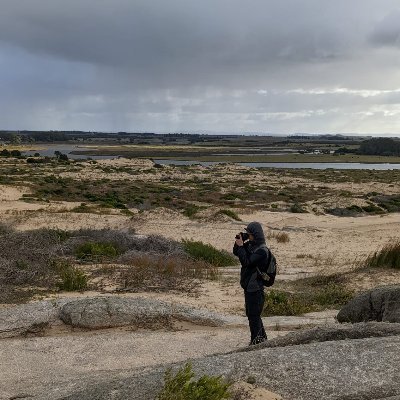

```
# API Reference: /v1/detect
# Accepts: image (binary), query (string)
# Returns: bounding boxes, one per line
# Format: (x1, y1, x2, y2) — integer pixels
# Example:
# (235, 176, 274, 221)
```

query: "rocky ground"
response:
(1, 293, 400, 400)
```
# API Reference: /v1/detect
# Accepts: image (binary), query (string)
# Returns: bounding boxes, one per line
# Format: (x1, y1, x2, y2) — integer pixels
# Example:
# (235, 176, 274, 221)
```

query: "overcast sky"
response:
(1, 0, 400, 135)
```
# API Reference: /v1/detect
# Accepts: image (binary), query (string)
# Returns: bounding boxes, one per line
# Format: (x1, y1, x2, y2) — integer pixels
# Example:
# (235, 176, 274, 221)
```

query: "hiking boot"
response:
(250, 336, 267, 346)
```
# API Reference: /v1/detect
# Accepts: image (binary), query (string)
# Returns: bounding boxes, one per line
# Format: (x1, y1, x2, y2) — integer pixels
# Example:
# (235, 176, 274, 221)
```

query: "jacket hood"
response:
(245, 221, 266, 244)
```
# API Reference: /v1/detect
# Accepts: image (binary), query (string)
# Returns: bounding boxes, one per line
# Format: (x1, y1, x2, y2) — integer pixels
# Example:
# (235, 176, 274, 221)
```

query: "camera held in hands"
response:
(235, 232, 249, 241)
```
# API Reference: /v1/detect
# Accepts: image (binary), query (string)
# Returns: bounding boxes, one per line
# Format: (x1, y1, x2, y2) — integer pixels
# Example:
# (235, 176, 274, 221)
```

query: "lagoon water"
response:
(22, 145, 117, 160)
(20, 145, 400, 169)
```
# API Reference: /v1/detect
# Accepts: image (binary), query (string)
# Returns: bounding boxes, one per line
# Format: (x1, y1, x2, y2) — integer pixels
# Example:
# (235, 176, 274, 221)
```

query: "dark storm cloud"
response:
(0, 0, 369, 87)
(370, 9, 400, 47)
(1, 0, 400, 133)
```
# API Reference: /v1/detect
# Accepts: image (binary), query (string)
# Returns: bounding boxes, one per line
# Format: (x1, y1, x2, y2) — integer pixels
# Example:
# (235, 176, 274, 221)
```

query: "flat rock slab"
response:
(34, 335, 400, 400)
(238, 321, 400, 351)
(338, 285, 400, 323)
(0, 301, 59, 339)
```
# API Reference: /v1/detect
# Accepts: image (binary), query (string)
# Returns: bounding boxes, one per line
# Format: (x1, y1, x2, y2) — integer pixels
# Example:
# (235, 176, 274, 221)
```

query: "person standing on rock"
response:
(233, 221, 268, 345)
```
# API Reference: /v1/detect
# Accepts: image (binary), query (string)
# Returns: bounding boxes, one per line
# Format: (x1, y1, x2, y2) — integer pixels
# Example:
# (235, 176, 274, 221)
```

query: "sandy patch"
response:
(232, 382, 283, 400)
(0, 185, 30, 201)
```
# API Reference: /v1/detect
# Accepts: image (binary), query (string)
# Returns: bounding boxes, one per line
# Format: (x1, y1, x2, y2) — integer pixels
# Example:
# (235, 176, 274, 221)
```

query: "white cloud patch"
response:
(286, 88, 400, 98)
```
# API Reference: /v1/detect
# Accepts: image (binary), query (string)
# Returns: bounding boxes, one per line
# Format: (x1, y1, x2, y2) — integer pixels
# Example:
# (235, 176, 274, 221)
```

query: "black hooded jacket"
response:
(233, 222, 269, 292)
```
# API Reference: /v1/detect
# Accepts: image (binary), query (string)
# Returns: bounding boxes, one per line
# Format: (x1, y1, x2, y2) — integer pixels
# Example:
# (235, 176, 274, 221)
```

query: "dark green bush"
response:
(263, 290, 313, 316)
(184, 204, 202, 218)
(313, 283, 353, 306)
(75, 241, 120, 261)
(157, 363, 232, 400)
(57, 262, 88, 291)
(218, 209, 242, 221)
(289, 203, 307, 213)
(182, 240, 236, 267)
(221, 193, 241, 201)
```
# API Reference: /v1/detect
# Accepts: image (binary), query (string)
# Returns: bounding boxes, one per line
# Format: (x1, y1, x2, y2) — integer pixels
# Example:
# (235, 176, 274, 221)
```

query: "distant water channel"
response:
(154, 159, 400, 170)
(22, 145, 117, 160)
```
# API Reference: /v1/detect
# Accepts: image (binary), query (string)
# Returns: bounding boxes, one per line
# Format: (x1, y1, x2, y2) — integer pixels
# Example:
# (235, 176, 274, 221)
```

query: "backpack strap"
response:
(250, 244, 272, 282)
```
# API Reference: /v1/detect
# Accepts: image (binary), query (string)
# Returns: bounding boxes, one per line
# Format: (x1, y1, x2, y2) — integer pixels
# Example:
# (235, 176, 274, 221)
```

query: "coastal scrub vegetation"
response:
(263, 273, 353, 316)
(157, 363, 232, 400)
(119, 254, 219, 292)
(182, 239, 236, 267)
(1, 153, 400, 217)
(217, 209, 242, 221)
(0, 227, 229, 302)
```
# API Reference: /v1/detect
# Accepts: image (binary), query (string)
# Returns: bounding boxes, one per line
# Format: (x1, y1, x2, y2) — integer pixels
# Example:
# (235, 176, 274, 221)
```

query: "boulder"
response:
(337, 285, 400, 323)
(59, 296, 240, 329)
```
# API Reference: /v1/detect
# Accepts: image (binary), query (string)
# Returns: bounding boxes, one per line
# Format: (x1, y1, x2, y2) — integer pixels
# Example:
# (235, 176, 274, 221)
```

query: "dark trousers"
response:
(245, 290, 267, 343)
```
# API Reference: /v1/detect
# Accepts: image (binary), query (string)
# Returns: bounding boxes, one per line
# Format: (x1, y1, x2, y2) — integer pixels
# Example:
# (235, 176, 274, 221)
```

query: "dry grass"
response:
(118, 254, 219, 292)
(267, 231, 290, 243)
(0, 227, 194, 302)
(364, 241, 400, 269)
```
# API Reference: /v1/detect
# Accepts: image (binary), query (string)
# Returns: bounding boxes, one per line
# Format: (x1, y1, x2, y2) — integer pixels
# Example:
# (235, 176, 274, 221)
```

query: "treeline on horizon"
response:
(336, 137, 400, 157)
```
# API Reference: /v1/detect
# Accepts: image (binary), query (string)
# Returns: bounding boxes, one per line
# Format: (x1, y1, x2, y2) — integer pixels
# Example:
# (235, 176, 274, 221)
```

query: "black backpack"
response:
(254, 244, 277, 287)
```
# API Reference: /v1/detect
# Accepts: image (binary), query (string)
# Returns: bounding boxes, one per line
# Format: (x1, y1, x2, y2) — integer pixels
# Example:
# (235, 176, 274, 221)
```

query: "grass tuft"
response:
(267, 231, 290, 243)
(364, 241, 400, 269)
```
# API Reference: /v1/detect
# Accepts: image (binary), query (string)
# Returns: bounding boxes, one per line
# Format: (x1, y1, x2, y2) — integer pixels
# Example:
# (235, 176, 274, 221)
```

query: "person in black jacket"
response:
(233, 221, 268, 345)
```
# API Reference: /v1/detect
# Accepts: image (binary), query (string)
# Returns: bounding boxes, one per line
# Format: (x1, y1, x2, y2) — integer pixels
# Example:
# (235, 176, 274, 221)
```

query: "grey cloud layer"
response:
(1, 0, 400, 132)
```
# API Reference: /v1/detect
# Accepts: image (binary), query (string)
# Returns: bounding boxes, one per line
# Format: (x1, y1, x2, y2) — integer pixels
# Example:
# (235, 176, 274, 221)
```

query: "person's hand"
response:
(235, 235, 244, 247)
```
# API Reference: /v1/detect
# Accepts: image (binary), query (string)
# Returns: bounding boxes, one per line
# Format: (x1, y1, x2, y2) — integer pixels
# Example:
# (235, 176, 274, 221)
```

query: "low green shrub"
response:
(218, 209, 242, 221)
(221, 193, 241, 201)
(299, 273, 345, 287)
(289, 203, 307, 213)
(55, 261, 88, 291)
(313, 282, 353, 306)
(263, 290, 314, 316)
(184, 204, 202, 218)
(263, 283, 353, 316)
(52, 229, 71, 242)
(71, 203, 91, 213)
(0, 223, 12, 235)
(157, 363, 232, 400)
(75, 241, 120, 261)
(182, 240, 236, 267)
(365, 242, 400, 269)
